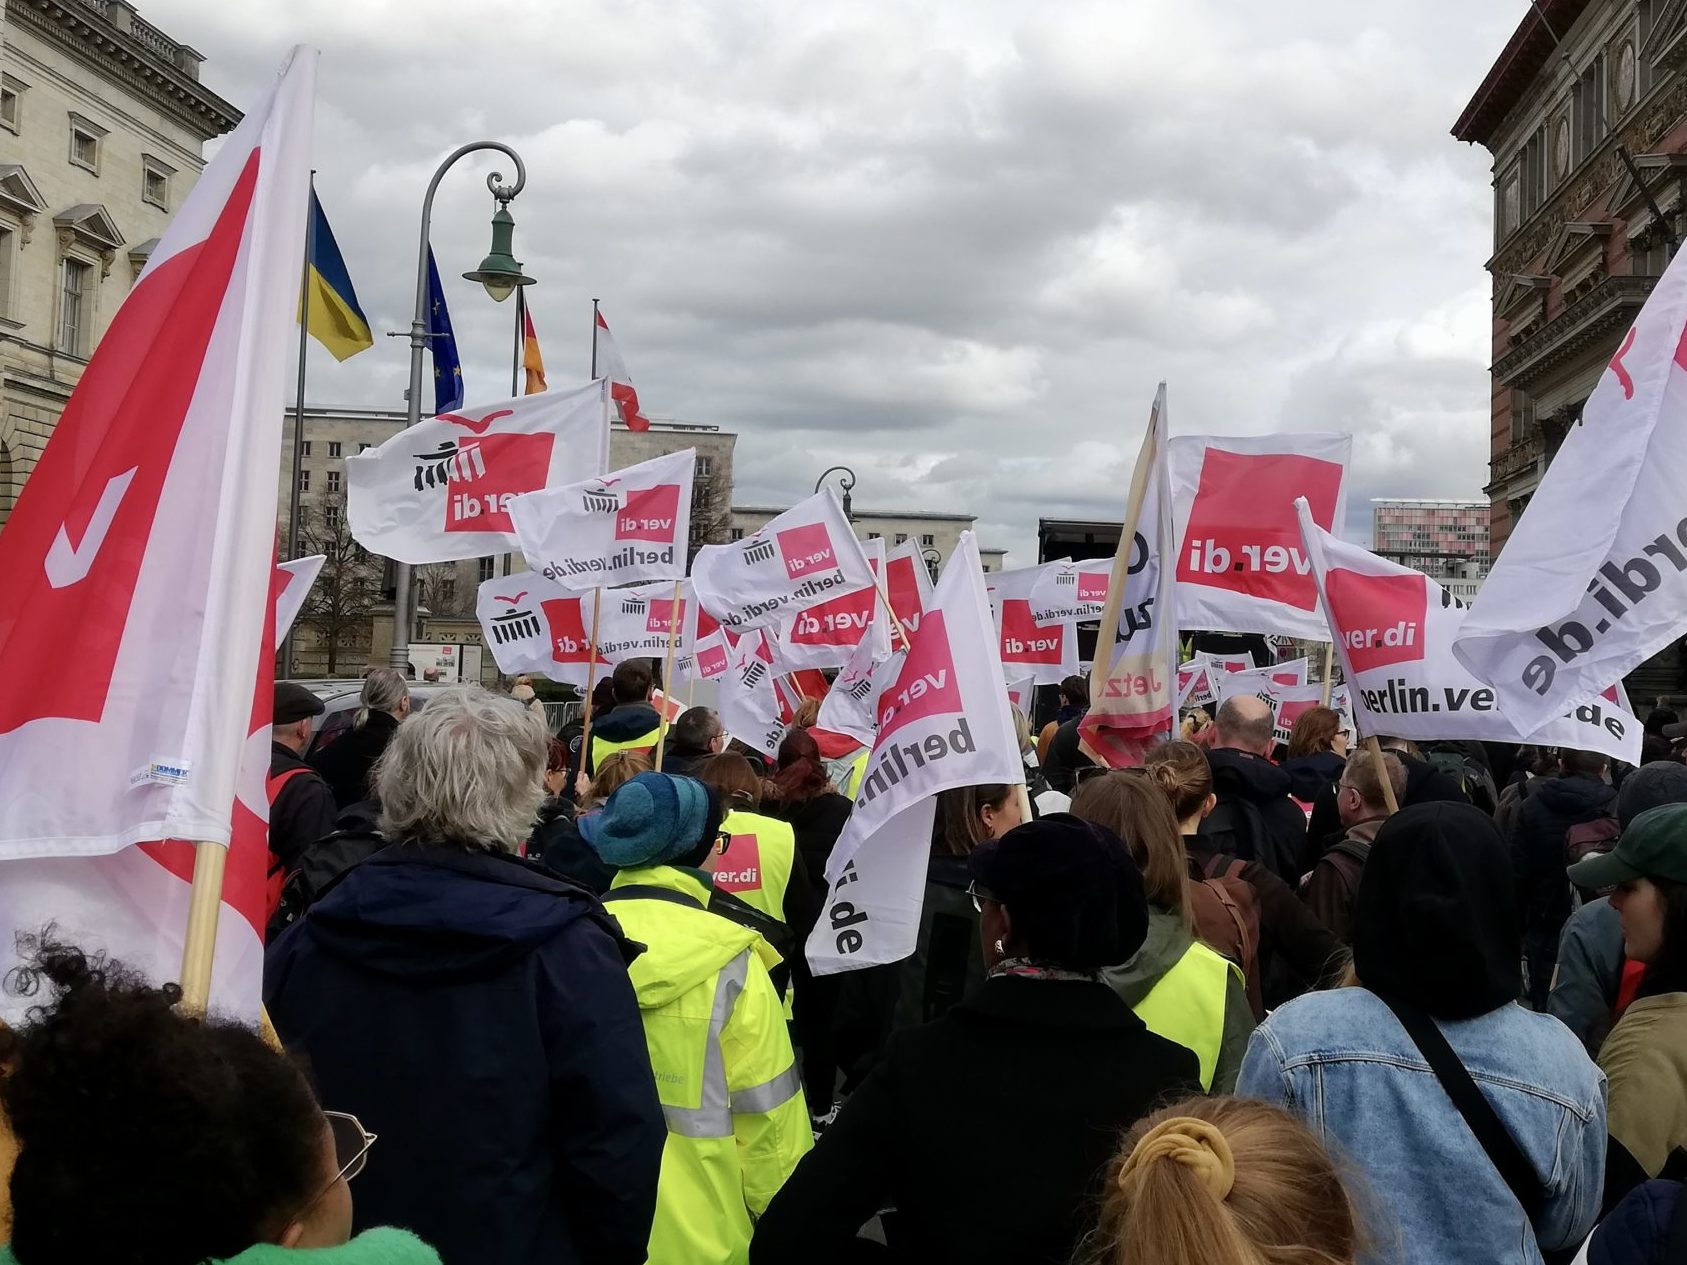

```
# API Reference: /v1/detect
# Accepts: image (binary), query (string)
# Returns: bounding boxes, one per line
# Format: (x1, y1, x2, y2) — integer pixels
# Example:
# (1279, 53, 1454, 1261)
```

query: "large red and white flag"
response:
(777, 537, 891, 671)
(345, 379, 610, 564)
(1297, 500, 1642, 763)
(717, 631, 787, 759)
(0, 48, 316, 1019)
(276, 554, 325, 643)
(510, 448, 694, 590)
(1028, 558, 1112, 625)
(691, 489, 876, 634)
(593, 581, 691, 663)
(989, 565, 1081, 685)
(817, 631, 898, 748)
(476, 572, 611, 688)
(1080, 385, 1180, 766)
(1169, 431, 1351, 641)
(883, 538, 935, 645)
(594, 308, 650, 432)
(807, 534, 1025, 976)
(1454, 247, 1687, 731)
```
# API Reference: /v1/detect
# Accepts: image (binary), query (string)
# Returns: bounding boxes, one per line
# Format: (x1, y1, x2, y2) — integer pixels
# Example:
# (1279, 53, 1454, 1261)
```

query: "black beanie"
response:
(1352, 801, 1521, 1020)
(1617, 761, 1687, 830)
(969, 813, 1150, 970)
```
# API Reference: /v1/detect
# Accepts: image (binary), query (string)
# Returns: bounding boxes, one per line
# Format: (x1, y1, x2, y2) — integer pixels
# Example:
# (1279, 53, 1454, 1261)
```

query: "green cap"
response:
(1567, 801, 1687, 889)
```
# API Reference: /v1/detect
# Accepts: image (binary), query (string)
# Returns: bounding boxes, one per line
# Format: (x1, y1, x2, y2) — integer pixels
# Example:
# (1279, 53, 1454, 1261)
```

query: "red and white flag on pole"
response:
(476, 572, 611, 689)
(594, 308, 650, 433)
(1169, 431, 1351, 641)
(691, 488, 876, 634)
(0, 48, 317, 1019)
(817, 631, 899, 748)
(511, 448, 694, 589)
(778, 536, 891, 671)
(1297, 499, 1642, 763)
(276, 554, 325, 643)
(717, 631, 787, 759)
(1453, 240, 1687, 732)
(807, 534, 1025, 976)
(1028, 559, 1112, 625)
(883, 538, 934, 645)
(990, 565, 1081, 685)
(345, 379, 610, 564)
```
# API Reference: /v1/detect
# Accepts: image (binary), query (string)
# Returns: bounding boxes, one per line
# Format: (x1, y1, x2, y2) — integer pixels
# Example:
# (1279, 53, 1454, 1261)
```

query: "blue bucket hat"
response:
(578, 772, 715, 869)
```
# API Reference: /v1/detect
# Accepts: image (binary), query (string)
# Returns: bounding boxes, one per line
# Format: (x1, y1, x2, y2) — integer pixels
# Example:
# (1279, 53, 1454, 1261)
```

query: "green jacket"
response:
(1104, 907, 1255, 1093)
(0, 1227, 440, 1265)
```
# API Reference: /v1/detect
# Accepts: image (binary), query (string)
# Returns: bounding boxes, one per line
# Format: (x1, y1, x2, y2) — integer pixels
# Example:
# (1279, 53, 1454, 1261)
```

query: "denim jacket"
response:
(1238, 988, 1607, 1265)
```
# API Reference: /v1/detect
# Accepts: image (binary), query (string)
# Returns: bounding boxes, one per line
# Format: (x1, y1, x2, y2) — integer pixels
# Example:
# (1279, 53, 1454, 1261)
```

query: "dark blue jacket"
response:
(265, 845, 664, 1265)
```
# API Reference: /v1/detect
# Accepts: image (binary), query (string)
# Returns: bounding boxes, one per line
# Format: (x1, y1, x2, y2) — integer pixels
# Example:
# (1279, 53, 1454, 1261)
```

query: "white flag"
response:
(346, 379, 610, 564)
(989, 564, 1081, 685)
(691, 488, 876, 633)
(594, 307, 651, 432)
(0, 48, 317, 1019)
(1005, 675, 1037, 714)
(1028, 558, 1112, 625)
(1453, 247, 1687, 730)
(808, 533, 1025, 976)
(1297, 500, 1641, 763)
(591, 581, 689, 662)
(1169, 432, 1351, 641)
(777, 537, 890, 671)
(511, 448, 694, 590)
(276, 554, 324, 643)
(884, 538, 935, 644)
(476, 572, 611, 688)
(717, 631, 787, 759)
(817, 625, 899, 748)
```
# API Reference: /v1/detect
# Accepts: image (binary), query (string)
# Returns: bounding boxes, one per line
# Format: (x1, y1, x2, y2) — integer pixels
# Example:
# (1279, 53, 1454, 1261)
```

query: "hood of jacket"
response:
(1534, 774, 1617, 817)
(1101, 908, 1194, 1009)
(1206, 746, 1294, 803)
(593, 701, 663, 744)
(607, 865, 774, 1009)
(1281, 750, 1344, 801)
(300, 844, 621, 983)
(225, 1227, 442, 1265)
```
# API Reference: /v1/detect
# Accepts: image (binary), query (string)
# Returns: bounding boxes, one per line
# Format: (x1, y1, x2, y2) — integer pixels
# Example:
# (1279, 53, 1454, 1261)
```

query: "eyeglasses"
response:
(290, 1110, 377, 1224)
(713, 829, 732, 855)
(1073, 765, 1113, 784)
(966, 881, 997, 913)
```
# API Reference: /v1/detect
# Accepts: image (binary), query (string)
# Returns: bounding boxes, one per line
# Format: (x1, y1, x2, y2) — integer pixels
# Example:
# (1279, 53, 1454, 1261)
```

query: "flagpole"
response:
(871, 577, 911, 650)
(512, 285, 524, 398)
(1319, 640, 1335, 707)
(178, 840, 228, 1014)
(591, 298, 600, 379)
(575, 587, 604, 794)
(1365, 735, 1401, 814)
(653, 581, 684, 769)
(281, 171, 316, 677)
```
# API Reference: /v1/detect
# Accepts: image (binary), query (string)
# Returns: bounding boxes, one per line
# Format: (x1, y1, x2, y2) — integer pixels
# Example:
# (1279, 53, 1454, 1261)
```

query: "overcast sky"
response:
(147, 0, 1521, 563)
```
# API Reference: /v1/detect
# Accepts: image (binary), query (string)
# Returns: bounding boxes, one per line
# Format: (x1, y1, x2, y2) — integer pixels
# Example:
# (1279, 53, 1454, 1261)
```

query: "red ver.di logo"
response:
(705, 833, 763, 893)
(1176, 450, 1343, 610)
(877, 610, 962, 744)
(440, 411, 555, 535)
(1324, 568, 1428, 674)
(617, 484, 681, 544)
(1077, 571, 1110, 605)
(999, 599, 1064, 665)
(542, 596, 605, 666)
(646, 596, 685, 636)
(776, 521, 837, 581)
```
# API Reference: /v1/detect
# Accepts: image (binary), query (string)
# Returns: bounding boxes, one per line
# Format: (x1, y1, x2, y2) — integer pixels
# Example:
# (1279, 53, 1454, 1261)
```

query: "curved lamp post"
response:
(814, 465, 856, 522)
(389, 142, 534, 670)
(922, 546, 941, 583)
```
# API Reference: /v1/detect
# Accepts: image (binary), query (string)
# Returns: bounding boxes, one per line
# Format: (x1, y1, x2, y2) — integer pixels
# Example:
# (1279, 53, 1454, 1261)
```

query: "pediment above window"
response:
(0, 164, 46, 242)
(53, 203, 124, 277)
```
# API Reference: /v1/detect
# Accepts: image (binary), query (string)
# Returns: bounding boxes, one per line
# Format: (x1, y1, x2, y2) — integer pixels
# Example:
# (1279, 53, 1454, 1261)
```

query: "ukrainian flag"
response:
(302, 191, 373, 361)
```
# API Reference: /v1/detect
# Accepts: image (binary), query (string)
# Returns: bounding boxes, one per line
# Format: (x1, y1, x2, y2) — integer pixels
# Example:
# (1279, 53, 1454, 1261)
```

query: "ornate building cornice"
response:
(5, 0, 241, 141)
(1492, 273, 1657, 386)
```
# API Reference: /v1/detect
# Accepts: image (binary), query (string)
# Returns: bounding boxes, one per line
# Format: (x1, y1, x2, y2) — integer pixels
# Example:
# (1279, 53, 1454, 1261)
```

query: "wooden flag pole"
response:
(685, 671, 697, 709)
(576, 588, 604, 789)
(653, 581, 684, 769)
(1014, 783, 1034, 824)
(177, 841, 229, 1014)
(871, 575, 911, 651)
(1320, 640, 1336, 707)
(1365, 734, 1401, 815)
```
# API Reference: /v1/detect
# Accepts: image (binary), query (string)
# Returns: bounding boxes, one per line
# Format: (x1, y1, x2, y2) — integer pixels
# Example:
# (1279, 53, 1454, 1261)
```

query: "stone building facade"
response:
(1453, 0, 1687, 555)
(0, 0, 238, 526)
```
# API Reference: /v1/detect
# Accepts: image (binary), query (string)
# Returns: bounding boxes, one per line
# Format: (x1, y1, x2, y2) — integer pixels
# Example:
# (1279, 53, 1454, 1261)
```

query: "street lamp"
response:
(922, 546, 941, 583)
(389, 142, 531, 672)
(814, 465, 856, 521)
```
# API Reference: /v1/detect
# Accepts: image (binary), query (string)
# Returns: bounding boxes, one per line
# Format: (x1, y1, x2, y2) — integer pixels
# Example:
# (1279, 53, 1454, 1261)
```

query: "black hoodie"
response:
(1511, 773, 1617, 938)
(1199, 747, 1313, 882)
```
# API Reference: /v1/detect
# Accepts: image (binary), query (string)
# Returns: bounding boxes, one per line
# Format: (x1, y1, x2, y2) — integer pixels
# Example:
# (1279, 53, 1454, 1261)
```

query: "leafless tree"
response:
(415, 561, 474, 620)
(294, 496, 382, 677)
(688, 466, 735, 566)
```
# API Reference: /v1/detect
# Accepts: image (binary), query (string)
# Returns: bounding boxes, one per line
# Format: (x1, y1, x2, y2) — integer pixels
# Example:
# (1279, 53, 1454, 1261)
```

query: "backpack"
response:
(1426, 748, 1499, 814)
(1199, 795, 1273, 871)
(266, 828, 386, 940)
(1317, 837, 1371, 904)
(1189, 855, 1263, 1020)
(1566, 816, 1621, 900)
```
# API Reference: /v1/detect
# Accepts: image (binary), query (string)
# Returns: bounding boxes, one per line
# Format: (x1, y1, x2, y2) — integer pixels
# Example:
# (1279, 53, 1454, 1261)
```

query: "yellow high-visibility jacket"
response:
(604, 866, 811, 1264)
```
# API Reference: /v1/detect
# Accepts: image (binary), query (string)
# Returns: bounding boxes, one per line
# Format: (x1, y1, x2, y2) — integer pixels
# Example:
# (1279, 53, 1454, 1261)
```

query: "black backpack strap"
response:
(602, 884, 707, 911)
(1378, 992, 1544, 1222)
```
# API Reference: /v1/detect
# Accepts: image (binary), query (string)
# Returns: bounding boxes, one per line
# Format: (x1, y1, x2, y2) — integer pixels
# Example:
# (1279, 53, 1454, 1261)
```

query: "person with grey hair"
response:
(266, 686, 667, 1265)
(311, 666, 412, 809)
(1198, 693, 1312, 883)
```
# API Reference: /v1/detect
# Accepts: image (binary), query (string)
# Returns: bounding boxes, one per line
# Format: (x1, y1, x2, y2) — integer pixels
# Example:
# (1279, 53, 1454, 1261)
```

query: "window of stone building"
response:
(895, 532, 909, 545)
(1632, 230, 1672, 277)
(920, 533, 935, 547)
(731, 528, 745, 541)
(697, 454, 713, 477)
(1520, 127, 1547, 219)
(301, 441, 312, 457)
(1511, 390, 1536, 446)
(477, 557, 496, 583)
(0, 225, 13, 321)
(141, 157, 173, 210)
(326, 470, 341, 494)
(1499, 175, 1520, 242)
(328, 441, 342, 458)
(324, 503, 341, 529)
(298, 469, 311, 493)
(68, 116, 105, 174)
(1641, 0, 1666, 93)
(358, 443, 371, 452)
(0, 77, 22, 134)
(1572, 56, 1607, 166)
(58, 257, 91, 355)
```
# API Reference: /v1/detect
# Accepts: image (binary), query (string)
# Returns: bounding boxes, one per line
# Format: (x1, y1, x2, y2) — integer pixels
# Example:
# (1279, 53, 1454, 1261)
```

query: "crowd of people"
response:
(6, 662, 1687, 1264)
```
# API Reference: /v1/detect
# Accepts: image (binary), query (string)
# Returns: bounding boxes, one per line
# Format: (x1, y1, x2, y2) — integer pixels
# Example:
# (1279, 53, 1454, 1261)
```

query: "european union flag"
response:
(302, 191, 372, 361)
(426, 247, 464, 414)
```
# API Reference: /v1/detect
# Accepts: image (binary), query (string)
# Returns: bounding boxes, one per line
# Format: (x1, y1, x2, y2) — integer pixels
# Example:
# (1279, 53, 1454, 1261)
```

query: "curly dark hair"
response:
(2, 936, 327, 1265)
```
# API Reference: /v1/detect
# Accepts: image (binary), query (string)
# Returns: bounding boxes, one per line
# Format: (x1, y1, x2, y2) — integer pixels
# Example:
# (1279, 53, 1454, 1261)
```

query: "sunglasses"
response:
(291, 1111, 377, 1223)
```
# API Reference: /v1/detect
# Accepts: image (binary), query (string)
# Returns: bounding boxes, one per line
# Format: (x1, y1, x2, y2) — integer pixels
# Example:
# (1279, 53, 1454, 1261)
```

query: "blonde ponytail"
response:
(1083, 1097, 1361, 1265)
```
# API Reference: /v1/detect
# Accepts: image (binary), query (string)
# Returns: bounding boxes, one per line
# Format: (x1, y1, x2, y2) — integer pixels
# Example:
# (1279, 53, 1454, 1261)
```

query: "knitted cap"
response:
(578, 772, 716, 869)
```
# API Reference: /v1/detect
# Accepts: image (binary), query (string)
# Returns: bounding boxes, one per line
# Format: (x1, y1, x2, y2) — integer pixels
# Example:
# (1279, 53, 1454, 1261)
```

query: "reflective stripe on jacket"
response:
(706, 809, 796, 924)
(604, 865, 811, 1265)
